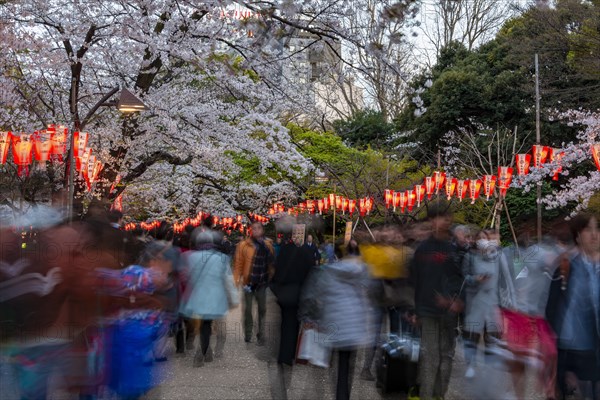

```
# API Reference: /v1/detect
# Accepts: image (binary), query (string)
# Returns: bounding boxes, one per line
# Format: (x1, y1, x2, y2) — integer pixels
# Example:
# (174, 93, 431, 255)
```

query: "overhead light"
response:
(117, 88, 147, 113)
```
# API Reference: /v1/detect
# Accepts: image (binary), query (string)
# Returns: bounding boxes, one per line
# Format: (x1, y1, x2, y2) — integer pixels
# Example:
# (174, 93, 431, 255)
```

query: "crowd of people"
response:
(0, 201, 599, 400)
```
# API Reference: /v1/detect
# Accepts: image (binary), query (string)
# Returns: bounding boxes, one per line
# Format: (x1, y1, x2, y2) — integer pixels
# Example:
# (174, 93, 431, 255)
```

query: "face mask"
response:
(476, 239, 490, 249)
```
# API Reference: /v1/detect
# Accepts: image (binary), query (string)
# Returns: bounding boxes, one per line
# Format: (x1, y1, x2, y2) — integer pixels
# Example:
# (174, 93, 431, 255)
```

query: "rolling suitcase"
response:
(376, 334, 419, 394)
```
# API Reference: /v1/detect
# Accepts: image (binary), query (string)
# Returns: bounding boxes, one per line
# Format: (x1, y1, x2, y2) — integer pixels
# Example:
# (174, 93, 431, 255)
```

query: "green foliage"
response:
(332, 109, 397, 150)
(396, 0, 600, 156)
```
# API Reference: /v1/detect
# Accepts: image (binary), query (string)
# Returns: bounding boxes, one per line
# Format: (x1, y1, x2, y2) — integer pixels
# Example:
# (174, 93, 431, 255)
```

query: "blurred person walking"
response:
(233, 222, 275, 345)
(302, 234, 321, 266)
(179, 230, 239, 367)
(461, 229, 516, 379)
(303, 240, 372, 400)
(410, 203, 463, 400)
(546, 213, 600, 400)
(269, 231, 313, 399)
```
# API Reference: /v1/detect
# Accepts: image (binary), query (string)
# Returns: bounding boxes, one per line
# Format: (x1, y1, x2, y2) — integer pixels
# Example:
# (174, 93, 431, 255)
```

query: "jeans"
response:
(418, 316, 456, 400)
(243, 285, 267, 341)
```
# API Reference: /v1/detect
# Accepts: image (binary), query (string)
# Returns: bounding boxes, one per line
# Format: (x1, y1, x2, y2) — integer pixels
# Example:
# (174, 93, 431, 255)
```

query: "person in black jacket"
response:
(410, 203, 463, 400)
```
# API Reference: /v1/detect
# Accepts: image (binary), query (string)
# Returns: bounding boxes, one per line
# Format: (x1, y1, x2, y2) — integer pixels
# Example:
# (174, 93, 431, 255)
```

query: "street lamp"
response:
(66, 85, 147, 221)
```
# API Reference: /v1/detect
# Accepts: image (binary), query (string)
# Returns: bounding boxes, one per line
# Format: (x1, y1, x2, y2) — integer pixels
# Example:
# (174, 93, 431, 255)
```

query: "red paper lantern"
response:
(323, 197, 330, 211)
(469, 179, 482, 204)
(515, 154, 531, 176)
(445, 178, 457, 200)
(406, 190, 416, 211)
(483, 175, 497, 200)
(414, 184, 425, 207)
(424, 176, 435, 199)
(434, 171, 446, 193)
(365, 197, 373, 214)
(33, 130, 53, 170)
(456, 179, 468, 202)
(317, 199, 324, 214)
(306, 200, 315, 214)
(0, 131, 11, 164)
(77, 148, 92, 175)
(392, 191, 400, 212)
(73, 131, 89, 158)
(341, 198, 349, 214)
(348, 199, 356, 215)
(592, 144, 600, 171)
(328, 193, 335, 210)
(384, 189, 393, 208)
(49, 125, 68, 161)
(11, 133, 33, 176)
(549, 148, 565, 181)
(112, 194, 123, 212)
(359, 198, 366, 217)
(532, 145, 550, 167)
(398, 192, 407, 213)
(335, 195, 343, 210)
(83, 154, 96, 186)
(497, 167, 513, 198)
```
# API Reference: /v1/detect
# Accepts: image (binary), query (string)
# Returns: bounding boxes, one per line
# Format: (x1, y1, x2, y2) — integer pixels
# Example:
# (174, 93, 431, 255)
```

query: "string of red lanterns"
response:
(0, 126, 104, 191)
(269, 195, 374, 218)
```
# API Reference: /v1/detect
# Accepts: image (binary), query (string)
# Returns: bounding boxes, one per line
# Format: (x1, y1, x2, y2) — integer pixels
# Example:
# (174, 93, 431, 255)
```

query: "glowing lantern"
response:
(317, 199, 324, 214)
(434, 171, 446, 193)
(483, 175, 497, 200)
(339, 198, 347, 214)
(11, 134, 34, 176)
(398, 192, 408, 213)
(469, 179, 482, 204)
(359, 198, 366, 217)
(33, 130, 53, 170)
(414, 185, 426, 207)
(0, 131, 11, 164)
(83, 154, 96, 185)
(532, 145, 550, 167)
(424, 176, 435, 199)
(73, 131, 89, 158)
(385, 189, 393, 208)
(497, 167, 513, 198)
(592, 144, 600, 171)
(364, 197, 374, 215)
(49, 125, 68, 161)
(515, 154, 531, 176)
(456, 179, 468, 202)
(328, 193, 335, 210)
(323, 197, 330, 211)
(110, 174, 122, 194)
(306, 200, 315, 214)
(392, 191, 400, 212)
(77, 148, 92, 176)
(445, 178, 457, 200)
(549, 148, 565, 181)
(335, 196, 343, 210)
(112, 194, 123, 212)
(406, 190, 416, 211)
(349, 199, 356, 215)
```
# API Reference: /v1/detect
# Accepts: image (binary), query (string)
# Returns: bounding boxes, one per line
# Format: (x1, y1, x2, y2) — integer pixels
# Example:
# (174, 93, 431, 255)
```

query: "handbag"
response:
(296, 323, 331, 368)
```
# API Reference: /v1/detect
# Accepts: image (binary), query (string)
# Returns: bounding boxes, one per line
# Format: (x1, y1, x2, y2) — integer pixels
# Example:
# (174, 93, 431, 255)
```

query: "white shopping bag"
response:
(296, 327, 331, 368)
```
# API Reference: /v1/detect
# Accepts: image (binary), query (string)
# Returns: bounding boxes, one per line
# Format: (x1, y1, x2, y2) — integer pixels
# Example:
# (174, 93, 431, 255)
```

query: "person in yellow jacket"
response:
(233, 222, 275, 344)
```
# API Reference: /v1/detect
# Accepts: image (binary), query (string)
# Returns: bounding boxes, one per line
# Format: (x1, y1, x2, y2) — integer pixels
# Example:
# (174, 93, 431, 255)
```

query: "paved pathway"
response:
(1, 290, 546, 399)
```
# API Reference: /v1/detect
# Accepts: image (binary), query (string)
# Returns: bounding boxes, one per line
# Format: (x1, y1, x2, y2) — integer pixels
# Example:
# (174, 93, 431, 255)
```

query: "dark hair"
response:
(427, 201, 452, 220)
(570, 213, 596, 246)
(107, 210, 123, 224)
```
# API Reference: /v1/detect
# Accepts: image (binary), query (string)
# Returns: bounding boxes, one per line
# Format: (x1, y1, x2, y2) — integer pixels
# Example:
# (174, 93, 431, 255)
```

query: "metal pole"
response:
(332, 185, 336, 244)
(535, 53, 542, 243)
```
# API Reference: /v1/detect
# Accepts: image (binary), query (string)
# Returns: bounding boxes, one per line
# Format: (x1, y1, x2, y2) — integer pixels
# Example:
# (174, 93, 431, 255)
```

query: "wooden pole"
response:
(535, 54, 542, 243)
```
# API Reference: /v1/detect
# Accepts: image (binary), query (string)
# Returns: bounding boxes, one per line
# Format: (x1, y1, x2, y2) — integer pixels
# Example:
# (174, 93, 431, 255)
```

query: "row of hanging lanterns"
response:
(270, 195, 374, 217)
(125, 211, 271, 236)
(0, 126, 103, 190)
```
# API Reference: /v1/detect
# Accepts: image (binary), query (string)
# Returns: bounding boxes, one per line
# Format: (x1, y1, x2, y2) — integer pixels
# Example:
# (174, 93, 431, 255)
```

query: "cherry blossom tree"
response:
(0, 0, 422, 219)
